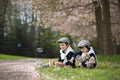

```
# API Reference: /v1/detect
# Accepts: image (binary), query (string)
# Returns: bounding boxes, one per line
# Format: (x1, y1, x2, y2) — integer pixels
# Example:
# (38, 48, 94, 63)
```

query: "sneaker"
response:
(37, 63, 49, 68)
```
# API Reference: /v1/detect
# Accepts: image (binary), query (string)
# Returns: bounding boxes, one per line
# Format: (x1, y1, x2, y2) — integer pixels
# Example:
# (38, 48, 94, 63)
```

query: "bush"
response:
(37, 28, 75, 58)
(36, 27, 60, 58)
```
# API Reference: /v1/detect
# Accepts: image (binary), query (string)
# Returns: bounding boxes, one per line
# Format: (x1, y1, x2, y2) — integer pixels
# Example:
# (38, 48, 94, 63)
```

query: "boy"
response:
(70, 40, 97, 68)
(36, 37, 75, 68)
(53, 37, 75, 67)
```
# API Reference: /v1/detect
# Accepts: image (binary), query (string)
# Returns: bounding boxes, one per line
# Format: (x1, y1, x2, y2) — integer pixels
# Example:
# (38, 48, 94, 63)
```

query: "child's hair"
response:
(65, 42, 69, 45)
(85, 46, 90, 49)
(79, 45, 90, 49)
(58, 42, 69, 45)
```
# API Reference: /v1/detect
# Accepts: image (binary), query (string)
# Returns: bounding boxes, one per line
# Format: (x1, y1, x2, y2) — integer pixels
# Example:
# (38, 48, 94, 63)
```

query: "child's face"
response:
(59, 43, 68, 51)
(79, 47, 88, 53)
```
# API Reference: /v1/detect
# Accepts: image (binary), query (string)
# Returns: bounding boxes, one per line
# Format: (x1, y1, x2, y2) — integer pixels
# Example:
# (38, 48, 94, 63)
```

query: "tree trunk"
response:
(118, 0, 120, 21)
(112, 37, 117, 54)
(0, 0, 8, 52)
(93, 1, 104, 55)
(102, 0, 113, 56)
(118, 0, 120, 14)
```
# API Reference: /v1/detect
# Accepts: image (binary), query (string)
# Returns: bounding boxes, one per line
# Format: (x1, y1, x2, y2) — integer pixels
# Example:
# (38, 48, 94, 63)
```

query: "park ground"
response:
(38, 55, 120, 80)
(0, 54, 120, 80)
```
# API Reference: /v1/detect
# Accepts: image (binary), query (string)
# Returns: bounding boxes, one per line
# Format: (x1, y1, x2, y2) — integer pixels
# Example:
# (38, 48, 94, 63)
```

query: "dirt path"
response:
(0, 59, 40, 80)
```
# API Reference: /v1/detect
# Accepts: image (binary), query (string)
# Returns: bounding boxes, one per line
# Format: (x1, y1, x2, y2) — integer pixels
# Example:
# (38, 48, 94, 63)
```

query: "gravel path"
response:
(0, 59, 40, 80)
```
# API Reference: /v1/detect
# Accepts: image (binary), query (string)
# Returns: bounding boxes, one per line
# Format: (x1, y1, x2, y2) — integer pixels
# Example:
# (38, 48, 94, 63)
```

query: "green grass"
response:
(38, 55, 120, 80)
(0, 54, 28, 60)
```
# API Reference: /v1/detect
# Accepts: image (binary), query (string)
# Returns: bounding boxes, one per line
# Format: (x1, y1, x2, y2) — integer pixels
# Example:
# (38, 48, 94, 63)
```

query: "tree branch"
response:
(55, 2, 93, 11)
(110, 1, 118, 6)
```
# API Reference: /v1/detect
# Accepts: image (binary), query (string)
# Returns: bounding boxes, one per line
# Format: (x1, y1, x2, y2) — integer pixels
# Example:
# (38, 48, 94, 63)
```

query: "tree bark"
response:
(118, 0, 120, 14)
(102, 0, 114, 56)
(118, 0, 120, 20)
(93, 1, 104, 55)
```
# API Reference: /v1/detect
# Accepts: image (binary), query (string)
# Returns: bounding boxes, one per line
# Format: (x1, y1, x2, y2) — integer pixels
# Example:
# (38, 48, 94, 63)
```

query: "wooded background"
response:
(0, 0, 120, 57)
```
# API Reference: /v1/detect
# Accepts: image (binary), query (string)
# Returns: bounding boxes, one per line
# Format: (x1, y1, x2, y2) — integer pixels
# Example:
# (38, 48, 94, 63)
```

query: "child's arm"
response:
(66, 52, 75, 64)
(69, 57, 74, 63)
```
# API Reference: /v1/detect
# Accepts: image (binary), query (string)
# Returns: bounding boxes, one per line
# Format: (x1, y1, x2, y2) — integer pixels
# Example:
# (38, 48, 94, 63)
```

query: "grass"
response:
(38, 55, 120, 80)
(0, 54, 28, 60)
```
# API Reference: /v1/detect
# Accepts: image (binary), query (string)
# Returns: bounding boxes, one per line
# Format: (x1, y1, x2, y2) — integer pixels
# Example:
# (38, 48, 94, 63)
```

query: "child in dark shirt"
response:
(53, 37, 75, 67)
(36, 37, 75, 68)
(70, 40, 97, 68)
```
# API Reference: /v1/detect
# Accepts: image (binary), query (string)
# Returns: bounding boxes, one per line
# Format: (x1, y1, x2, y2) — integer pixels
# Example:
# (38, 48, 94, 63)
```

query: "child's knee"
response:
(86, 63, 97, 68)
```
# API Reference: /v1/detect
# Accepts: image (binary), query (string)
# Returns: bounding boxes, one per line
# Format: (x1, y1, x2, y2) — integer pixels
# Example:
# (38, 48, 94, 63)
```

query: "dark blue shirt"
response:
(58, 51, 75, 67)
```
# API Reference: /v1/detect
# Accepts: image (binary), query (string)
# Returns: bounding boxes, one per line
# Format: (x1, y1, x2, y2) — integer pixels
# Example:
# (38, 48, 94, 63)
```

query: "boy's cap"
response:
(78, 40, 90, 47)
(57, 37, 70, 43)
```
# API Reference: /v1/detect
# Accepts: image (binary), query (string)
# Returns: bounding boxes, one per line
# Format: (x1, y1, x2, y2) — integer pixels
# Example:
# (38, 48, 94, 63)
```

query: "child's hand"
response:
(49, 60, 55, 67)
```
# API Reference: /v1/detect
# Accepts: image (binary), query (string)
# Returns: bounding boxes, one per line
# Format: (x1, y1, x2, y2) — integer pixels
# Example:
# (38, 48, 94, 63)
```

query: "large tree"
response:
(0, 0, 9, 52)
(102, 0, 114, 56)
(93, 0, 104, 55)
(118, 0, 120, 14)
